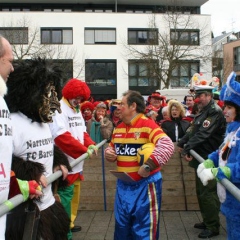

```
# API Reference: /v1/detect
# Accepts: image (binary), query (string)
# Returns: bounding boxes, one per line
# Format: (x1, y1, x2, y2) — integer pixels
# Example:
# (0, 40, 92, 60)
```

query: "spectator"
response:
(105, 90, 174, 240)
(80, 101, 94, 126)
(184, 95, 195, 116)
(161, 99, 190, 142)
(177, 84, 226, 239)
(197, 72, 240, 240)
(108, 99, 122, 128)
(87, 102, 113, 143)
(147, 92, 167, 122)
(162, 106, 169, 120)
(145, 105, 158, 122)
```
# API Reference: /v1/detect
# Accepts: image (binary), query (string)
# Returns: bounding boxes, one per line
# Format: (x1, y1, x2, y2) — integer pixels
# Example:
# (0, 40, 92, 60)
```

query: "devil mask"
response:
(5, 58, 62, 123)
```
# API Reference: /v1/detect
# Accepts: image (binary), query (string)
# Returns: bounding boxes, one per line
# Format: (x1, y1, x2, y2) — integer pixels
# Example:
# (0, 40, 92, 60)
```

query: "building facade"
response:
(0, 0, 211, 100)
(223, 39, 240, 82)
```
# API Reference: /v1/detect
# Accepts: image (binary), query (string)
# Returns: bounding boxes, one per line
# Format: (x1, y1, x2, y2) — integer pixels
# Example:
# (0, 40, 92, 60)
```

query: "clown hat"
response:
(220, 72, 240, 106)
(62, 78, 90, 101)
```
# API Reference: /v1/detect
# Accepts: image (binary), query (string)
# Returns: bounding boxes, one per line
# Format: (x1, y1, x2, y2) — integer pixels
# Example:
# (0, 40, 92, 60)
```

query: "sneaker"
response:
(198, 229, 219, 239)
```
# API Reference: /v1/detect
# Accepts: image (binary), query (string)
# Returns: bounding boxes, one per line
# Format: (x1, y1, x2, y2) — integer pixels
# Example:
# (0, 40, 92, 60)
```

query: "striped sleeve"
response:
(151, 136, 174, 166)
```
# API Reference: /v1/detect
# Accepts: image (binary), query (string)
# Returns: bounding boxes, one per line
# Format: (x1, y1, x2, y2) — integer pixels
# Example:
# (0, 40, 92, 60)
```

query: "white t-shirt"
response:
(11, 112, 55, 211)
(49, 100, 86, 174)
(0, 96, 12, 239)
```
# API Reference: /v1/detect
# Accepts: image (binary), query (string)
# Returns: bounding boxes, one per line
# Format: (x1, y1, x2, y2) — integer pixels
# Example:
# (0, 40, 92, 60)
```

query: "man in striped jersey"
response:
(105, 90, 174, 240)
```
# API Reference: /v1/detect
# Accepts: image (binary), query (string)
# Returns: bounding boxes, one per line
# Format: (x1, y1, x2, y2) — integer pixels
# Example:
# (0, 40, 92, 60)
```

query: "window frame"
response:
(234, 46, 240, 72)
(170, 29, 200, 46)
(128, 28, 158, 45)
(85, 59, 117, 87)
(171, 61, 200, 88)
(0, 27, 28, 44)
(84, 28, 116, 44)
(128, 60, 158, 87)
(41, 27, 73, 44)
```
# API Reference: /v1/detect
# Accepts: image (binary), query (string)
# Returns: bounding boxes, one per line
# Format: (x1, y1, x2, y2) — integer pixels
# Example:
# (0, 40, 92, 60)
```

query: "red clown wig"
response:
(62, 78, 91, 101)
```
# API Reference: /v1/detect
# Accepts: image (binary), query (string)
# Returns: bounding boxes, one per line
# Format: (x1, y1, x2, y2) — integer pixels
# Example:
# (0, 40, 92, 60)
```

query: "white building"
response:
(0, 0, 211, 100)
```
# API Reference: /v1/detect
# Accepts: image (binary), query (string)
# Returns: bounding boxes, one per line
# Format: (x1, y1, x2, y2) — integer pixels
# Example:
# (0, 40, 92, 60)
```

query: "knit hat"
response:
(96, 102, 107, 109)
(220, 72, 240, 106)
(62, 78, 90, 100)
(80, 101, 94, 112)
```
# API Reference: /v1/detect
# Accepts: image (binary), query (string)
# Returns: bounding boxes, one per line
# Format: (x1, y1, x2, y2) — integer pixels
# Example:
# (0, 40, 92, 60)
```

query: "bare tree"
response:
(0, 16, 85, 86)
(123, 8, 212, 89)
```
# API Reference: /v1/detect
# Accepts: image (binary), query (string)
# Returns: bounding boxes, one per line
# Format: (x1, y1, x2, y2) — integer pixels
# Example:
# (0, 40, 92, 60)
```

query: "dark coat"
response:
(178, 99, 226, 168)
(161, 117, 191, 142)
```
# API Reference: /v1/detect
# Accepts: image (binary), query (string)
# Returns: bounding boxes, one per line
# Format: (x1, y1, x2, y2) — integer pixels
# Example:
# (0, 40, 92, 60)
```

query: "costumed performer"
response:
(104, 90, 174, 240)
(197, 72, 240, 240)
(5, 58, 70, 240)
(49, 78, 98, 240)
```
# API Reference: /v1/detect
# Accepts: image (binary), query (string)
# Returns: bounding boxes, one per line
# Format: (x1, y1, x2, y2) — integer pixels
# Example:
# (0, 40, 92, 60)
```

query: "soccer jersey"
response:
(110, 113, 167, 181)
(11, 112, 55, 211)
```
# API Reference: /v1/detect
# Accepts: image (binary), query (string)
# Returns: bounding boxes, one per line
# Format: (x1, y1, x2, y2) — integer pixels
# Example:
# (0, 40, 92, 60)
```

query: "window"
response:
(0, 27, 28, 44)
(171, 61, 200, 87)
(41, 28, 73, 44)
(234, 47, 240, 72)
(128, 29, 158, 45)
(128, 61, 158, 87)
(85, 60, 116, 86)
(84, 28, 116, 44)
(170, 29, 199, 45)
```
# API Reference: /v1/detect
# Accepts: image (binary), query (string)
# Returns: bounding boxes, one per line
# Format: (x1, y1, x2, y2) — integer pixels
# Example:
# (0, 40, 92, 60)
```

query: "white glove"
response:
(197, 162, 206, 176)
(197, 168, 214, 186)
(197, 159, 214, 176)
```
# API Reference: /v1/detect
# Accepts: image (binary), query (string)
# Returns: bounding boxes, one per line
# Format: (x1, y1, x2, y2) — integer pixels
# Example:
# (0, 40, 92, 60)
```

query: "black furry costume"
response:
(4, 58, 71, 240)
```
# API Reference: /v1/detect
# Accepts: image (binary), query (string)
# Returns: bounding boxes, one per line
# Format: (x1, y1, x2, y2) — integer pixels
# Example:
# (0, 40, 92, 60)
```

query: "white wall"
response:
(0, 12, 212, 98)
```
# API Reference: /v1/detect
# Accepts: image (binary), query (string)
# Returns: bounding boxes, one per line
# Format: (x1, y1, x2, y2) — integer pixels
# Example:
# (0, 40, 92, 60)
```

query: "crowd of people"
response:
(1, 32, 240, 240)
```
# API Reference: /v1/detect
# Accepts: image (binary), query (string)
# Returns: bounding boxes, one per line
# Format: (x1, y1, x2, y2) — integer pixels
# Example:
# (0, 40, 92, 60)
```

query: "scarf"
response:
(90, 121, 103, 143)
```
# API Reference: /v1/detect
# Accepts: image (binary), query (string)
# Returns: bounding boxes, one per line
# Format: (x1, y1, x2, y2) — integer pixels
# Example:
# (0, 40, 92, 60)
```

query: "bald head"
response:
(0, 36, 14, 82)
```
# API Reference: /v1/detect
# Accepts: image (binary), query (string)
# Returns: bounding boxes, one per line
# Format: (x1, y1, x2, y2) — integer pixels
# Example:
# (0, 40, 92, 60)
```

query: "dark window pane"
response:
(85, 60, 116, 86)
